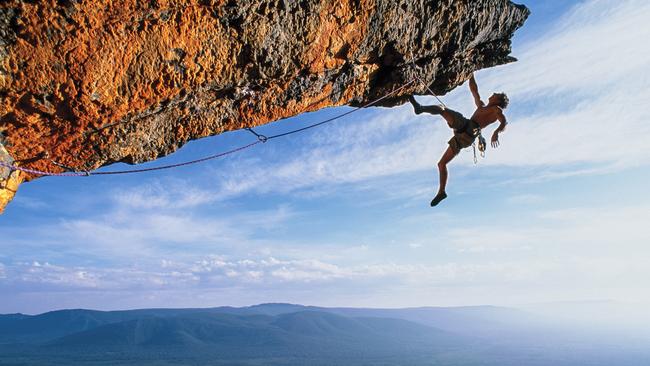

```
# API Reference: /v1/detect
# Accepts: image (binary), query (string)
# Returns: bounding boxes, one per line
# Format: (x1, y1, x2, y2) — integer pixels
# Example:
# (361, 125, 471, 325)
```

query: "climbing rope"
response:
(0, 80, 415, 177)
(408, 55, 447, 109)
(412, 72, 447, 110)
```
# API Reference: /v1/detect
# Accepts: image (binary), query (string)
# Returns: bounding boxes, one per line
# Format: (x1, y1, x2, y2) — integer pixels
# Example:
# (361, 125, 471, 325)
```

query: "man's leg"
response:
(438, 110, 463, 129)
(409, 96, 461, 130)
(409, 96, 445, 115)
(431, 146, 457, 207)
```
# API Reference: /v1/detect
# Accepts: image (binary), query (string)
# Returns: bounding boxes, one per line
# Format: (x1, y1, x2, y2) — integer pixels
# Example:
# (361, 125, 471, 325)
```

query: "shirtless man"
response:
(409, 74, 509, 207)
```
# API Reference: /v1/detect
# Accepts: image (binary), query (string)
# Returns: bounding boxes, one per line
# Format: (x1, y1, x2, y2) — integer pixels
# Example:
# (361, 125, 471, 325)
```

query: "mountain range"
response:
(0, 303, 648, 366)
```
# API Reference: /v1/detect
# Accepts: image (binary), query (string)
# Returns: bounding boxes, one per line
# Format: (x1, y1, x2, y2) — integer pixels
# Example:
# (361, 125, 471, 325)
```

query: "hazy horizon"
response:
(6, 300, 650, 338)
(2, 298, 644, 314)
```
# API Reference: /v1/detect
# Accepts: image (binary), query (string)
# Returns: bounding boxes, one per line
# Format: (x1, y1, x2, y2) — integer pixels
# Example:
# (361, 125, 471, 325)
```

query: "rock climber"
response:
(409, 73, 509, 207)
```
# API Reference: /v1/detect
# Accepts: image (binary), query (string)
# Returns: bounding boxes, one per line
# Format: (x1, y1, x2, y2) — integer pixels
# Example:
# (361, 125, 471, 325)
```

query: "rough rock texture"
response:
(0, 0, 529, 212)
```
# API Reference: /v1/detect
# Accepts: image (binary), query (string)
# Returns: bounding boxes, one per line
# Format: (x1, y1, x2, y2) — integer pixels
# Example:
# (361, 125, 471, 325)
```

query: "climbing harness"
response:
(0, 80, 415, 177)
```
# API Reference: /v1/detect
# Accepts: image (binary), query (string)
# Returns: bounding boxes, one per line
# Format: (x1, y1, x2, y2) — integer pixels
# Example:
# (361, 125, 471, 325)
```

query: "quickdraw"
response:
(472, 127, 487, 164)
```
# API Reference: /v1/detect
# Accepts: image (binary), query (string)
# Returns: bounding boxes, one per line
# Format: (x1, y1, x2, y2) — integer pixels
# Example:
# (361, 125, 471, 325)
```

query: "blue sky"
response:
(2, 0, 650, 314)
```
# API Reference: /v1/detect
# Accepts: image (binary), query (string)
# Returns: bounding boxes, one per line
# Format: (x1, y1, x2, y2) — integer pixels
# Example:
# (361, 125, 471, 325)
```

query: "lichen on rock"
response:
(0, 0, 529, 212)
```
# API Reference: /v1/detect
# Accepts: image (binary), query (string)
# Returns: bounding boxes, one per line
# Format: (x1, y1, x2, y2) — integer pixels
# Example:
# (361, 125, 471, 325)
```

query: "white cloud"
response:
(113, 180, 219, 209)
(6, 261, 200, 290)
(0, 255, 549, 292)
(0, 188, 297, 262)
(0, 257, 570, 312)
(448, 204, 650, 257)
(61, 213, 240, 251)
(11, 196, 48, 210)
(26, 262, 103, 288)
(3, 199, 650, 308)
(507, 194, 545, 205)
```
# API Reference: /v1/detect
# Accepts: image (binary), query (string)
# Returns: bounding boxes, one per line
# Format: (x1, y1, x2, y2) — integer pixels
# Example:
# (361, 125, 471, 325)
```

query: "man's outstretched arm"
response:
(491, 111, 508, 148)
(468, 74, 484, 108)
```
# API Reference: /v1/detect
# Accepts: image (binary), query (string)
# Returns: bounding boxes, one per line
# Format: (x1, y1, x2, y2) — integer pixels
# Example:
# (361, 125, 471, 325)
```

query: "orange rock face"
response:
(0, 0, 528, 212)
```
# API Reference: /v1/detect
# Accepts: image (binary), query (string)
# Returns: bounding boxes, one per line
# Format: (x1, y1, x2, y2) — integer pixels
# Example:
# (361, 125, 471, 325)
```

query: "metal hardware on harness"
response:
(477, 134, 487, 157)
(472, 127, 486, 164)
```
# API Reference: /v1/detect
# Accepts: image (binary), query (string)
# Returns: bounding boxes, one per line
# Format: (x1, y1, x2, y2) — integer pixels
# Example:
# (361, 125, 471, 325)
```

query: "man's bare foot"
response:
(430, 192, 447, 207)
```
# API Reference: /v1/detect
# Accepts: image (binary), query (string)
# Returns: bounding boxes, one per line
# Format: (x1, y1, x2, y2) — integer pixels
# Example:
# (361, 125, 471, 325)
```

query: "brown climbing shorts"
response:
(445, 109, 478, 155)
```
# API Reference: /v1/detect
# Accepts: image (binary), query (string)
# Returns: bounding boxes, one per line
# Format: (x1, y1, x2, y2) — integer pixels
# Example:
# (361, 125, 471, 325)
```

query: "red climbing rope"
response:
(1, 80, 415, 177)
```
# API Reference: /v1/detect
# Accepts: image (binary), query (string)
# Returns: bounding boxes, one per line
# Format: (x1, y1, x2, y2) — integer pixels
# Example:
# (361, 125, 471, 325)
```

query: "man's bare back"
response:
(408, 73, 509, 207)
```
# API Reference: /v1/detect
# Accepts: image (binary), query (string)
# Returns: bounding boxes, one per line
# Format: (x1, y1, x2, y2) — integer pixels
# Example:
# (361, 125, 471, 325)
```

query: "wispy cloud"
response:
(0, 183, 298, 262)
(448, 204, 650, 257)
(5, 202, 648, 297)
(10, 196, 49, 210)
(3, 199, 650, 313)
(506, 194, 545, 205)
(0, 255, 551, 293)
(112, 181, 220, 209)
(4, 261, 199, 290)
